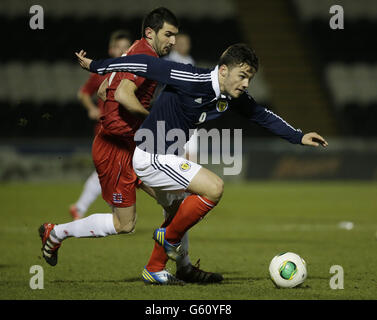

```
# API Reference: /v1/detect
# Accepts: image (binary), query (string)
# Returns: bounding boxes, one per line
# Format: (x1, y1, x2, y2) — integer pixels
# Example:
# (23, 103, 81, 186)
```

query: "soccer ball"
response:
(269, 252, 307, 288)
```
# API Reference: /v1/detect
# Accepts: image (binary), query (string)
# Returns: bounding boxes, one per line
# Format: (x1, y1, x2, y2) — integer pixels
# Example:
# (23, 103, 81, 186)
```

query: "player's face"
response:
(153, 22, 178, 56)
(108, 38, 132, 58)
(221, 63, 256, 98)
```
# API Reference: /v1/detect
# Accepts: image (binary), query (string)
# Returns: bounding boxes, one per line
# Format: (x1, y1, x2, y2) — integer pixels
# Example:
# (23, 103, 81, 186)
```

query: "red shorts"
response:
(93, 122, 101, 136)
(92, 129, 141, 207)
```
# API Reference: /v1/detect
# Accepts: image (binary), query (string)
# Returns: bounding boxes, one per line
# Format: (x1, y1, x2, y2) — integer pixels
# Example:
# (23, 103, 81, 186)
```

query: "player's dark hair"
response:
(109, 29, 132, 46)
(142, 7, 179, 38)
(218, 43, 259, 72)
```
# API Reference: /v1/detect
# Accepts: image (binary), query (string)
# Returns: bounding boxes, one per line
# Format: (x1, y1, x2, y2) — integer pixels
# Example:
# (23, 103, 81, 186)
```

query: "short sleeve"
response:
(80, 73, 103, 95)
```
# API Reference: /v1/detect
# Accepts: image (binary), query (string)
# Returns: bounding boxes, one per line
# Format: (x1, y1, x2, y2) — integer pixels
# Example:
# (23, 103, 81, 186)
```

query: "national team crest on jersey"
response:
(179, 161, 191, 172)
(216, 100, 229, 112)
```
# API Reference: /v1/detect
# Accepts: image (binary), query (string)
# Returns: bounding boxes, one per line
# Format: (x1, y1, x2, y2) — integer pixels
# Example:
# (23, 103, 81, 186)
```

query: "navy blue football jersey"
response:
(90, 54, 303, 154)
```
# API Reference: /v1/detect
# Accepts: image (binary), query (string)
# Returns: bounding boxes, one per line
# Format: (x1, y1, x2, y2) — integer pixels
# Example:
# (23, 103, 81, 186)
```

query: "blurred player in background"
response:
(165, 31, 195, 65)
(70, 30, 132, 220)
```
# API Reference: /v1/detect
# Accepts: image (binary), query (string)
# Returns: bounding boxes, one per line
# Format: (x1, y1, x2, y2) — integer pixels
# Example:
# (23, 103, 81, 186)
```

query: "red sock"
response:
(146, 195, 216, 272)
(145, 217, 172, 272)
(165, 194, 216, 243)
(146, 242, 168, 272)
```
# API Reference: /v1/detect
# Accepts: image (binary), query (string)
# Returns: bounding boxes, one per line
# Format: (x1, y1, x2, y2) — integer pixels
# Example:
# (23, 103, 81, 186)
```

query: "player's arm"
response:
(114, 79, 149, 119)
(77, 88, 100, 121)
(97, 78, 109, 102)
(254, 106, 328, 147)
(76, 50, 207, 94)
(235, 93, 328, 147)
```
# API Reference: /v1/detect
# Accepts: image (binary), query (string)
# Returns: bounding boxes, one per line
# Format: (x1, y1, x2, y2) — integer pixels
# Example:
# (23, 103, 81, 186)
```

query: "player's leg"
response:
(39, 211, 117, 266)
(148, 165, 222, 259)
(69, 170, 102, 220)
(39, 204, 138, 266)
(143, 187, 223, 283)
(133, 148, 223, 283)
(55, 204, 136, 238)
(162, 203, 223, 283)
(163, 166, 224, 243)
(39, 133, 137, 266)
(137, 184, 190, 282)
(112, 205, 137, 234)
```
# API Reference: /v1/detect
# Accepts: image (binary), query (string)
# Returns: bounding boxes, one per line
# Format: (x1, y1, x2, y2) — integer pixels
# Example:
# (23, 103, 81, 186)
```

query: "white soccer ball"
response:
(269, 252, 307, 288)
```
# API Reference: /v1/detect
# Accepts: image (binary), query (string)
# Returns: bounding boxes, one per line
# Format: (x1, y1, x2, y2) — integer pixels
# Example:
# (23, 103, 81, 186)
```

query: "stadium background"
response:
(1, 0, 376, 182)
(0, 0, 376, 301)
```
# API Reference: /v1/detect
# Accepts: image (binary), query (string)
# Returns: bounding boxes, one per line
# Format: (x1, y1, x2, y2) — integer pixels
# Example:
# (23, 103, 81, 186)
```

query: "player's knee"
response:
(113, 215, 137, 234)
(206, 177, 224, 203)
(117, 220, 136, 234)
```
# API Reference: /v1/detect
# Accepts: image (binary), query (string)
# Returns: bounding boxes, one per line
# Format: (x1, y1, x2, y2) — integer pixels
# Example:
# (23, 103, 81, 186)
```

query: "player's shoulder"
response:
(230, 91, 258, 114)
(235, 90, 256, 103)
(126, 38, 158, 57)
(168, 61, 212, 78)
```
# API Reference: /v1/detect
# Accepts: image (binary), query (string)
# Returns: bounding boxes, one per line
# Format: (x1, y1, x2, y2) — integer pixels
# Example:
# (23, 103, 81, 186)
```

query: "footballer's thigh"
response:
(112, 205, 137, 234)
(133, 147, 223, 204)
(139, 181, 157, 200)
(186, 167, 224, 203)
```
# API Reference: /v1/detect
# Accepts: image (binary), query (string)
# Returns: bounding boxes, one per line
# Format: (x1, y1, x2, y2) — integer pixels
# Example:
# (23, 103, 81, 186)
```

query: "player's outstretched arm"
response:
(301, 132, 328, 147)
(75, 50, 210, 95)
(234, 93, 329, 147)
(76, 49, 173, 81)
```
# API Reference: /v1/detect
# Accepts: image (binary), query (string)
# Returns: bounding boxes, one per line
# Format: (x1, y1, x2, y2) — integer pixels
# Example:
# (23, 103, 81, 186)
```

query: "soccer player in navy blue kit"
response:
(76, 44, 328, 284)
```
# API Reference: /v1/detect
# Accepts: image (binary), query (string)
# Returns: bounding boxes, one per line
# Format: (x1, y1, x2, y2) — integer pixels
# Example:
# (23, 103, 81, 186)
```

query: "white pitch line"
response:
(255, 223, 375, 232)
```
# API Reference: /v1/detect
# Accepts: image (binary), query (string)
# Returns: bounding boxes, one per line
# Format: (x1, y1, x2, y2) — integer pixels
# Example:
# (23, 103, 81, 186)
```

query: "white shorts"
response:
(132, 147, 202, 192)
(183, 129, 198, 161)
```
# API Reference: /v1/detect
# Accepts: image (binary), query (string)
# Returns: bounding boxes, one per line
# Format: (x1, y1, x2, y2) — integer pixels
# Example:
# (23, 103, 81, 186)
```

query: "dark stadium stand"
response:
(1, 0, 375, 138)
(291, 0, 377, 136)
(0, 6, 269, 139)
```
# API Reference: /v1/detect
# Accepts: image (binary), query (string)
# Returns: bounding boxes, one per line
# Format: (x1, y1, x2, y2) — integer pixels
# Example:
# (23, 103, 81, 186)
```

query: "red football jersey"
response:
(101, 38, 159, 137)
(80, 73, 109, 112)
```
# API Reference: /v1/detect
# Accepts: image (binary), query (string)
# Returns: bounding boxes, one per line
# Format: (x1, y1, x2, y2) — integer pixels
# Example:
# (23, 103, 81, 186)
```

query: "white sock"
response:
(52, 213, 117, 242)
(75, 171, 102, 216)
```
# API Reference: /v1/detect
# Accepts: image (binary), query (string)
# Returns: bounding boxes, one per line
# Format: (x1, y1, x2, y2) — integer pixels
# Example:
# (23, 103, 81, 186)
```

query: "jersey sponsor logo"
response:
(112, 193, 123, 204)
(216, 100, 229, 112)
(179, 161, 191, 172)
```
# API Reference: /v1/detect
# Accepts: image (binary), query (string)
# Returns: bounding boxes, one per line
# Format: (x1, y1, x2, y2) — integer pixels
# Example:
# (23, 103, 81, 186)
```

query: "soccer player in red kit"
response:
(40, 8, 222, 285)
(39, 8, 177, 256)
(70, 30, 132, 220)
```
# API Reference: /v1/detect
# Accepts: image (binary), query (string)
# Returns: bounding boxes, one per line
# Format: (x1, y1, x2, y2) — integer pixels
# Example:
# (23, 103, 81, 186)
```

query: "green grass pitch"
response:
(0, 181, 376, 300)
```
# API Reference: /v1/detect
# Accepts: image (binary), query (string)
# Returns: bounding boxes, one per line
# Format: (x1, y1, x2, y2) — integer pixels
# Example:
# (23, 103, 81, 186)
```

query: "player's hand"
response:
(88, 107, 100, 121)
(301, 132, 328, 147)
(75, 50, 92, 70)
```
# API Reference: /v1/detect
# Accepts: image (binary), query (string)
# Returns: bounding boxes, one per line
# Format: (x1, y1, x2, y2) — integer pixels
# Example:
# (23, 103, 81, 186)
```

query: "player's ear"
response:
(219, 65, 228, 78)
(144, 27, 154, 40)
